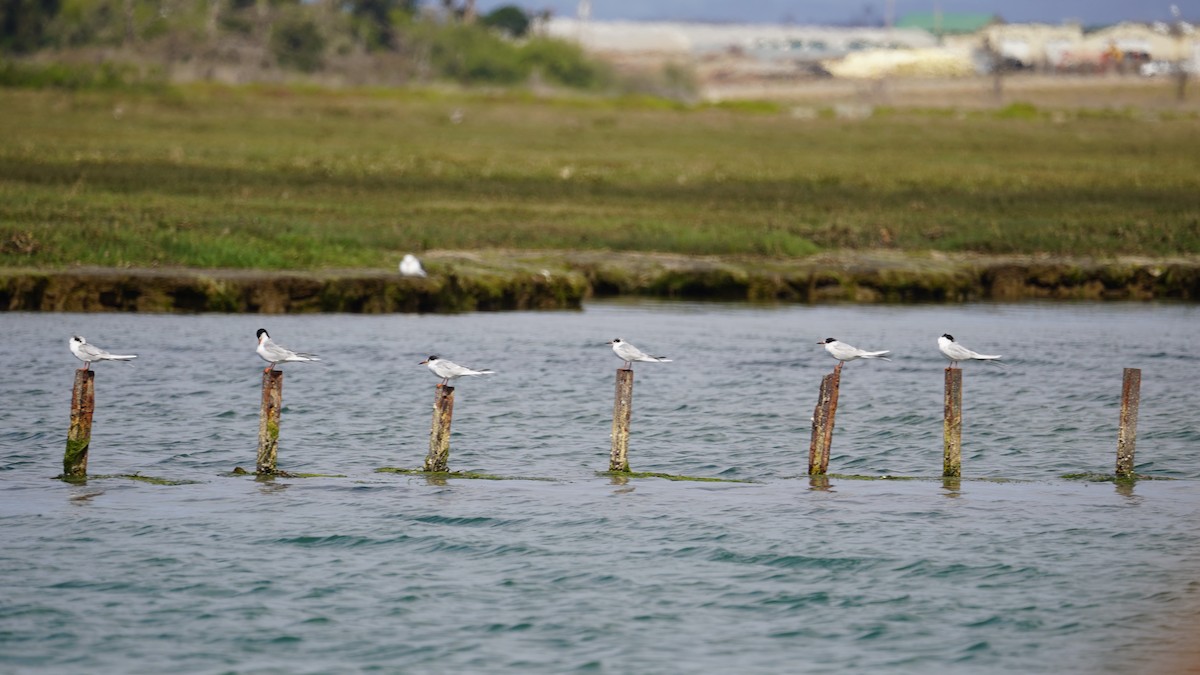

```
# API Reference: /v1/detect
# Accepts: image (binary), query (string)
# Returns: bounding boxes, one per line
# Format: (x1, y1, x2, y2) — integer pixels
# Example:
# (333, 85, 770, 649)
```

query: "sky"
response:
(473, 1, 1193, 26)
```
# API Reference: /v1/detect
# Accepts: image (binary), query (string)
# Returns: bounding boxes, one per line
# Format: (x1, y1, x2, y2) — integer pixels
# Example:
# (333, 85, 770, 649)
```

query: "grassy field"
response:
(1, 83, 1199, 270)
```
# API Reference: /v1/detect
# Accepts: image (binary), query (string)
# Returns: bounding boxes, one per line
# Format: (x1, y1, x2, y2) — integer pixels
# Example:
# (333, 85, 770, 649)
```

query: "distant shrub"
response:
(614, 61, 697, 102)
(270, 12, 325, 72)
(422, 23, 524, 84)
(46, 0, 120, 47)
(346, 0, 419, 50)
(481, 5, 530, 38)
(1, 0, 63, 52)
(0, 59, 164, 89)
(996, 102, 1039, 119)
(519, 37, 609, 89)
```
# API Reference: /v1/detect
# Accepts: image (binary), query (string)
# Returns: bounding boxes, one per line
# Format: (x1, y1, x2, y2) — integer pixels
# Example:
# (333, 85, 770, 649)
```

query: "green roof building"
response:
(895, 12, 1002, 36)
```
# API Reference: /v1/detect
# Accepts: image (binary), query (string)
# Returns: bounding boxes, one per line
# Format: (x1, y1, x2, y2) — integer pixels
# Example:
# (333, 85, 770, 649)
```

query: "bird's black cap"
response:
(822, 338, 836, 343)
(256, 328, 269, 339)
(942, 333, 955, 341)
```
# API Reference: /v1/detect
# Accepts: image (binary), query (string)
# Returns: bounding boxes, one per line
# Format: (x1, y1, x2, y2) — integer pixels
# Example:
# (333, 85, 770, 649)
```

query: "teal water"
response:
(2, 302, 1200, 673)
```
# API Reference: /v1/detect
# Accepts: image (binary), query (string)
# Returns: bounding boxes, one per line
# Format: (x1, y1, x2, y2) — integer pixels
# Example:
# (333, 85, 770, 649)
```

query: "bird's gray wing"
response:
(78, 343, 109, 359)
(261, 342, 297, 360)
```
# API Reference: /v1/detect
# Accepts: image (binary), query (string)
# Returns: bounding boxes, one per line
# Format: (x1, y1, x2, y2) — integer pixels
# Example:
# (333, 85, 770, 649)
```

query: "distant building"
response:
(895, 12, 1002, 37)
(1085, 22, 1189, 61)
(541, 18, 936, 60)
(979, 23, 1084, 70)
(537, 15, 1199, 83)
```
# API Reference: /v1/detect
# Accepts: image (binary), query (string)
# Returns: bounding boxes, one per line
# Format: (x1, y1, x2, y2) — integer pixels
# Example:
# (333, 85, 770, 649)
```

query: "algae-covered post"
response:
(610, 369, 634, 472)
(256, 370, 284, 475)
(943, 367, 963, 478)
(64, 369, 96, 478)
(808, 363, 842, 475)
(424, 385, 455, 472)
(1116, 367, 1141, 478)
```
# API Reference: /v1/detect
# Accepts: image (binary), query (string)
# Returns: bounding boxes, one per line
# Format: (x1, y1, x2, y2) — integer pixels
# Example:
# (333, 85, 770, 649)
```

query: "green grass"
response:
(2, 85, 1199, 269)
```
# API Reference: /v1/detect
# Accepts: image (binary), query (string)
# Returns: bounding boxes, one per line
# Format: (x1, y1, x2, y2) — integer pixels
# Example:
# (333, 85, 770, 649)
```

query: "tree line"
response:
(0, 0, 609, 88)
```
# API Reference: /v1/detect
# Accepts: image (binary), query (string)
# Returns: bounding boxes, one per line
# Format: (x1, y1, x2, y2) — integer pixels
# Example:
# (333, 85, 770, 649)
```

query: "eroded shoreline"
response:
(3, 251, 1198, 313)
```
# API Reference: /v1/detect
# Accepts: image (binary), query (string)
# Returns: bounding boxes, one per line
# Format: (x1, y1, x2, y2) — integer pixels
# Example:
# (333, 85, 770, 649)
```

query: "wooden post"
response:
(610, 369, 634, 472)
(1116, 368, 1141, 478)
(256, 370, 283, 475)
(808, 363, 842, 475)
(64, 369, 95, 478)
(943, 367, 962, 478)
(424, 384, 454, 472)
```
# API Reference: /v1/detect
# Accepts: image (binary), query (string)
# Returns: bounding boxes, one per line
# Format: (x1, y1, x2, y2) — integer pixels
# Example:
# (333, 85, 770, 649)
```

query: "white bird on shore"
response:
(608, 338, 672, 370)
(256, 329, 320, 373)
(420, 355, 494, 386)
(938, 334, 1004, 367)
(69, 336, 136, 370)
(399, 254, 427, 277)
(820, 338, 891, 362)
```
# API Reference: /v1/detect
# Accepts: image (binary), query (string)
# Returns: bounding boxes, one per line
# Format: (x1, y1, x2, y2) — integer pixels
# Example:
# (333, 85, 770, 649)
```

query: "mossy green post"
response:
(64, 369, 95, 478)
(808, 363, 841, 475)
(944, 367, 963, 478)
(610, 369, 634, 472)
(256, 370, 284, 475)
(424, 385, 455, 473)
(1116, 368, 1141, 478)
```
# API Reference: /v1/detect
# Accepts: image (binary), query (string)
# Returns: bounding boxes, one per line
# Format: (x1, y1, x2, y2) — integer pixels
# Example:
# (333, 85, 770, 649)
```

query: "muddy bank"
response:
(2, 251, 1199, 313)
(567, 251, 1200, 303)
(0, 264, 589, 313)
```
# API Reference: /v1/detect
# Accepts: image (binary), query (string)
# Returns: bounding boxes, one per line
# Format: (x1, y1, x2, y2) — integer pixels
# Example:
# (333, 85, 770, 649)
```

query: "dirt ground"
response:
(700, 72, 1198, 110)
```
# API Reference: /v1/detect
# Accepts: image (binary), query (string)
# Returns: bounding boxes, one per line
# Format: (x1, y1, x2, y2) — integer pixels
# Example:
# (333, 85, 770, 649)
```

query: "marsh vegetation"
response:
(1, 84, 1198, 271)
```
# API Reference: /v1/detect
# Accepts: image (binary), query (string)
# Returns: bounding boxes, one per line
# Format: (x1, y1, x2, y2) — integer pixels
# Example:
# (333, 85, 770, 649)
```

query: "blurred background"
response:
(2, 0, 1197, 104)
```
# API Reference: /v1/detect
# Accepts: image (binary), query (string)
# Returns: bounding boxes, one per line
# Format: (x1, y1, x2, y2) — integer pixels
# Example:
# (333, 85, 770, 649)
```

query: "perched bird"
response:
(399, 254, 427, 278)
(938, 334, 1003, 368)
(608, 338, 672, 370)
(69, 335, 137, 370)
(256, 329, 320, 373)
(819, 338, 891, 362)
(420, 355, 494, 386)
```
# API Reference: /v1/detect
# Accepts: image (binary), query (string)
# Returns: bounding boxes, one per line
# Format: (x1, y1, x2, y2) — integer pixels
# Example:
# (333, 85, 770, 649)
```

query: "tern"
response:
(820, 338, 891, 362)
(256, 329, 320, 373)
(938, 334, 1003, 367)
(69, 335, 137, 370)
(399, 254, 427, 278)
(608, 338, 672, 370)
(420, 355, 494, 386)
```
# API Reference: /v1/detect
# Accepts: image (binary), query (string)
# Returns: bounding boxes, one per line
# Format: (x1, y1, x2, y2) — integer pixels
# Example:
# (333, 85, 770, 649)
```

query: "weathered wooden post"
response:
(943, 367, 963, 478)
(610, 369, 634, 472)
(256, 370, 283, 475)
(424, 385, 455, 472)
(1116, 367, 1141, 478)
(808, 374, 832, 474)
(64, 369, 95, 478)
(808, 363, 842, 475)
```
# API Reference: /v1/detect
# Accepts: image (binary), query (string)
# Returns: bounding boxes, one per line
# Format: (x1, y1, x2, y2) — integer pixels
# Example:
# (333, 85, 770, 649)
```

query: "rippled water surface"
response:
(3, 302, 1200, 673)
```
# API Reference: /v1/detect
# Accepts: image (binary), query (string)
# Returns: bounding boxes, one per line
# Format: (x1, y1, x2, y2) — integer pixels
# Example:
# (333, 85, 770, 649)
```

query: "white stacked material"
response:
(824, 47, 977, 78)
